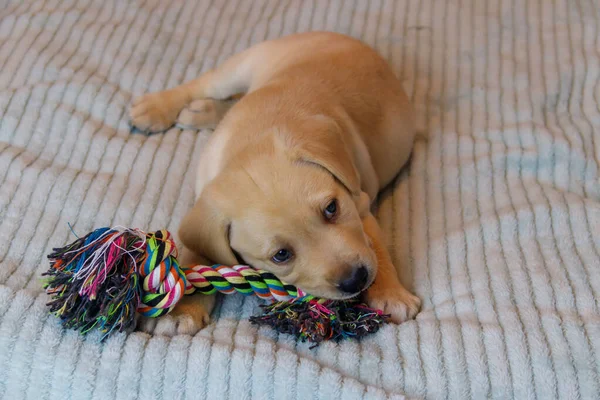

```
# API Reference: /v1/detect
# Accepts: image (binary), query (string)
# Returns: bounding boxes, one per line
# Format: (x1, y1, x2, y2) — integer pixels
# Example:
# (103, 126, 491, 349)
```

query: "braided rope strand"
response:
(131, 230, 307, 315)
(183, 264, 306, 302)
(114, 229, 305, 314)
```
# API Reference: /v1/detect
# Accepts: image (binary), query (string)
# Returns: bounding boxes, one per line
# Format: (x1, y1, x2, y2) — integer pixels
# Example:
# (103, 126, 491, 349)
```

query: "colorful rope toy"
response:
(43, 226, 389, 345)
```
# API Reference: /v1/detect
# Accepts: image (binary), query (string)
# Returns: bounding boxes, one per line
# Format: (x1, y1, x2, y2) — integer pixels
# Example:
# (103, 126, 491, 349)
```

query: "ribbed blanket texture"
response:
(1, 0, 599, 399)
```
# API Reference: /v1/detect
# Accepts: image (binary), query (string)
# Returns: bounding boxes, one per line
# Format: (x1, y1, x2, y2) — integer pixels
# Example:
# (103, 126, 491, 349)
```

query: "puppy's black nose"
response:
(338, 265, 369, 294)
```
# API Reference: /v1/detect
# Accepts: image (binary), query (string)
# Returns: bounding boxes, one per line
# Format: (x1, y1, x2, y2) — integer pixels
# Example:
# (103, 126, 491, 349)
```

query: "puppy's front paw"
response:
(137, 312, 209, 337)
(129, 90, 184, 133)
(136, 294, 215, 337)
(364, 285, 421, 324)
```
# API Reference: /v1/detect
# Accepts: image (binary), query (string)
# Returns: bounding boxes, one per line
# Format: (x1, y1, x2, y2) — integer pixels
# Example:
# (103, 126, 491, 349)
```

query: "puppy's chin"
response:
(302, 288, 359, 300)
(329, 291, 364, 300)
(300, 275, 376, 300)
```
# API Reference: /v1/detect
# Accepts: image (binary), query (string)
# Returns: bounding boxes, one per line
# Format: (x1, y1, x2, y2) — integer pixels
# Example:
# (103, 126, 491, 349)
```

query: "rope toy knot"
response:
(137, 230, 186, 317)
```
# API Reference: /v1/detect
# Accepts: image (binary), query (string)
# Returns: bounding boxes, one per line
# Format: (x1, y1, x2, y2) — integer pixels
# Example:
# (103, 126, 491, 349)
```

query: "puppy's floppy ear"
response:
(356, 191, 371, 218)
(178, 182, 238, 266)
(279, 115, 362, 196)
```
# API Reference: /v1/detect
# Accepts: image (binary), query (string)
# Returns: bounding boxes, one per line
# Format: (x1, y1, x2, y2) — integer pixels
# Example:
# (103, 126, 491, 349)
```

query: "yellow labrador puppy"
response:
(130, 32, 420, 336)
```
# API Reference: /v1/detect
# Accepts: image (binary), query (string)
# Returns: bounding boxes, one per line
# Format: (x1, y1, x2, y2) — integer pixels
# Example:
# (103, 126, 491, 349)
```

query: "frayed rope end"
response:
(249, 296, 390, 348)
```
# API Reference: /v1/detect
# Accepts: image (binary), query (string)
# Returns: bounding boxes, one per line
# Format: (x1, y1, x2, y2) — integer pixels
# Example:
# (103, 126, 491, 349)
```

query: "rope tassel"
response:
(43, 227, 388, 343)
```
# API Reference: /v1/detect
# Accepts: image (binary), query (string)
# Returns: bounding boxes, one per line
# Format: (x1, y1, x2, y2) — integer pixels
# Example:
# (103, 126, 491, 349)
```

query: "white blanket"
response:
(1, 0, 599, 398)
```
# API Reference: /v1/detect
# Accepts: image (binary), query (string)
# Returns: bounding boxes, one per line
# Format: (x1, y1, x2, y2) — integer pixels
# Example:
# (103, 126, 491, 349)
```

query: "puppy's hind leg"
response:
(129, 46, 260, 133)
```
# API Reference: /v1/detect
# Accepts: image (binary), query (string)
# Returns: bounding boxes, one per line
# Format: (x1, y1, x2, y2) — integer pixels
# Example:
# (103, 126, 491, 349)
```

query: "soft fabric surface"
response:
(1, 0, 599, 399)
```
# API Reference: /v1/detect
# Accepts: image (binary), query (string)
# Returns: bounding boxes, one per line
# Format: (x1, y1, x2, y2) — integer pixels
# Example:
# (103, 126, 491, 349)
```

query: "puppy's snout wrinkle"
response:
(338, 265, 369, 294)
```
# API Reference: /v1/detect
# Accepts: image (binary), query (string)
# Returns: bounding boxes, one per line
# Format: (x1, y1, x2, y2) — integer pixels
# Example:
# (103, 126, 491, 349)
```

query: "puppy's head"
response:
(179, 116, 376, 299)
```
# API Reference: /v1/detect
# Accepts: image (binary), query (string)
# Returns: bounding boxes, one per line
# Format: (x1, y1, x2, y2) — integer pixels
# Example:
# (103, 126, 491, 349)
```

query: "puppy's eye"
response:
(271, 249, 293, 264)
(323, 199, 338, 220)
